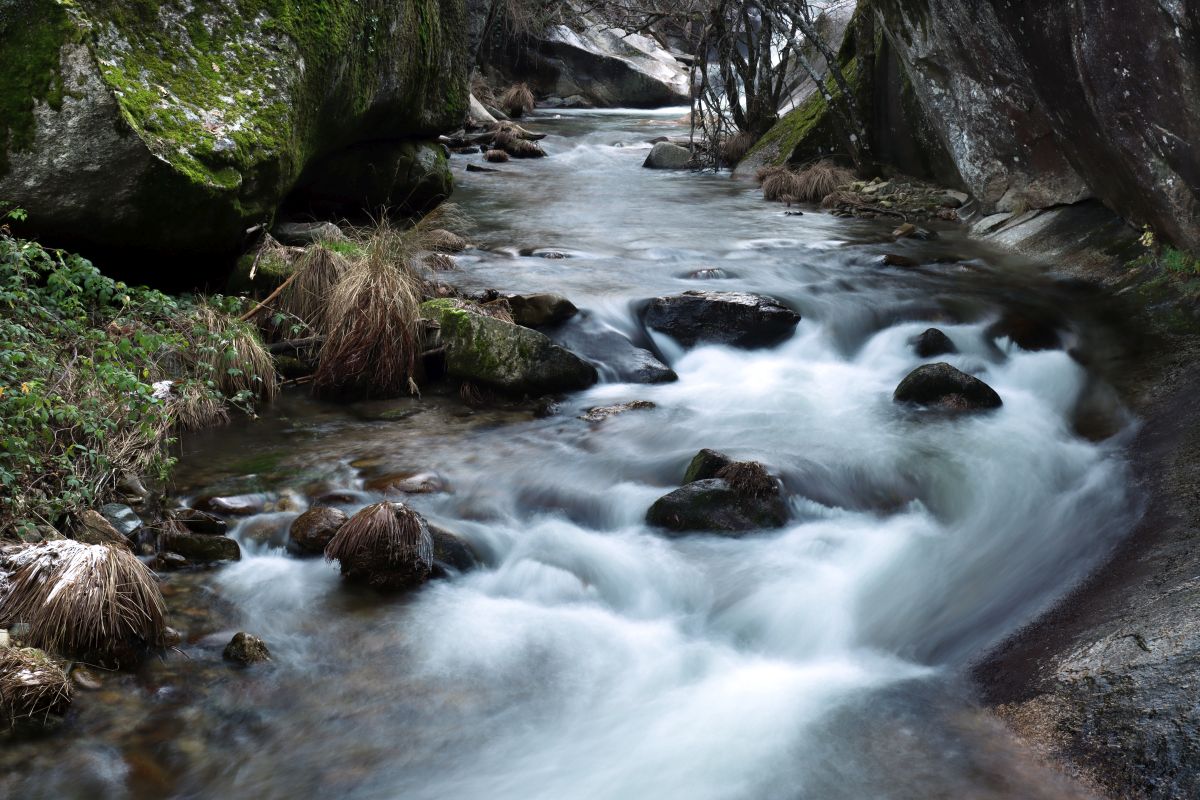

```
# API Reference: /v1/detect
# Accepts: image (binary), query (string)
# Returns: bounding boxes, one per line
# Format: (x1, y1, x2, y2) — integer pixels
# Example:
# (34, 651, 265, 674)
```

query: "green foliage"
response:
(0, 230, 275, 536)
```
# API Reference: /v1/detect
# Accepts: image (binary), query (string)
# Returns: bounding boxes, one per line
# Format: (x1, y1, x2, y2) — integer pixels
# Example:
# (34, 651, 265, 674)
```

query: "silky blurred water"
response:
(0, 109, 1138, 800)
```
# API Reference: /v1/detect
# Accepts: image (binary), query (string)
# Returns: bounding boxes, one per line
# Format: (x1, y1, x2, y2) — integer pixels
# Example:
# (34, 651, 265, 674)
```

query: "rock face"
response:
(893, 363, 1002, 411)
(646, 479, 789, 535)
(643, 142, 693, 170)
(421, 299, 598, 395)
(0, 0, 472, 265)
(482, 21, 689, 108)
(288, 507, 348, 556)
(874, 0, 1200, 250)
(643, 291, 801, 349)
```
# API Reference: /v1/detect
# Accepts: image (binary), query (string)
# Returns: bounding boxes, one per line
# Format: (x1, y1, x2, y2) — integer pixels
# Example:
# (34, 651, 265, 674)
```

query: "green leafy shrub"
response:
(0, 215, 276, 536)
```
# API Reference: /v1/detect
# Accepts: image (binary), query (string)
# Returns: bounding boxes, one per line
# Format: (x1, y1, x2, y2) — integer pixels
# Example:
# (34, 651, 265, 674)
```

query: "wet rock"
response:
(288, 507, 348, 556)
(363, 472, 449, 495)
(912, 328, 958, 358)
(506, 293, 578, 328)
(421, 299, 598, 395)
(682, 268, 733, 280)
(192, 495, 264, 517)
(466, 163, 501, 173)
(646, 479, 789, 535)
(642, 291, 801, 349)
(881, 253, 920, 268)
(893, 363, 1002, 411)
(683, 449, 734, 483)
(152, 552, 190, 571)
(987, 313, 1063, 351)
(272, 221, 345, 246)
(580, 401, 656, 422)
(643, 142, 693, 170)
(158, 530, 241, 563)
(170, 508, 228, 536)
(71, 665, 104, 691)
(325, 502, 434, 590)
(223, 632, 270, 665)
(162, 627, 183, 648)
(98, 504, 143, 539)
(430, 524, 481, 575)
(551, 314, 677, 384)
(893, 224, 938, 241)
(115, 473, 150, 503)
(71, 510, 131, 549)
(485, 149, 510, 163)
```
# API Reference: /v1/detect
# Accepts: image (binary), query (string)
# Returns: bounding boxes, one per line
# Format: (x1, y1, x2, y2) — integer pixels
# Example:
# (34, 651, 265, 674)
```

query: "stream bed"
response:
(1, 109, 1141, 799)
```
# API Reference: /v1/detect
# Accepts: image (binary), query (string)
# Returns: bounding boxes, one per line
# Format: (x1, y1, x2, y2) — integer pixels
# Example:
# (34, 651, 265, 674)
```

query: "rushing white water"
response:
(0, 110, 1134, 800)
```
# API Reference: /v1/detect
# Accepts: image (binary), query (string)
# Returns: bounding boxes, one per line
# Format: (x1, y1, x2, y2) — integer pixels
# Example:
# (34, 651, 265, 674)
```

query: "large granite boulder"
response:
(421, 299, 597, 395)
(642, 291, 801, 349)
(0, 0, 473, 264)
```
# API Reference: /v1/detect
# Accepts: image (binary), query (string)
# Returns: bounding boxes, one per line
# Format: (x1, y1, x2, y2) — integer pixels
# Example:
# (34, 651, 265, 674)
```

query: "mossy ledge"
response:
(0, 0, 470, 268)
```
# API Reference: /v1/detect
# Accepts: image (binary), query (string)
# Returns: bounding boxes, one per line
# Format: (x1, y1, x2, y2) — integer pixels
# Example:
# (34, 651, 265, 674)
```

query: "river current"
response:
(1, 109, 1139, 799)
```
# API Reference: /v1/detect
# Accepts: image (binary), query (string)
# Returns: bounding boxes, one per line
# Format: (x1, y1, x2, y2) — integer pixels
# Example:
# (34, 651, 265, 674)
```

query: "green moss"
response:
(0, 0, 79, 175)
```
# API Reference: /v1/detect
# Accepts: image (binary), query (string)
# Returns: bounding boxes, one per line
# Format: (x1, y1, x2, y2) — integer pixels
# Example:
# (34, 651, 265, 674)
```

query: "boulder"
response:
(271, 221, 345, 247)
(893, 363, 1002, 411)
(362, 472, 449, 495)
(71, 510, 130, 550)
(430, 524, 480, 574)
(987, 313, 1062, 352)
(0, 1, 475, 266)
(288, 140, 452, 218)
(642, 291, 801, 349)
(683, 449, 733, 483)
(912, 329, 957, 358)
(552, 315, 677, 384)
(646, 479, 789, 535)
(421, 299, 597, 395)
(170, 508, 228, 536)
(288, 507, 348, 556)
(223, 632, 270, 665)
(98, 504, 143, 539)
(192, 495, 264, 517)
(643, 142, 693, 170)
(580, 401, 656, 423)
(159, 530, 241, 563)
(482, 22, 690, 108)
(506, 293, 579, 328)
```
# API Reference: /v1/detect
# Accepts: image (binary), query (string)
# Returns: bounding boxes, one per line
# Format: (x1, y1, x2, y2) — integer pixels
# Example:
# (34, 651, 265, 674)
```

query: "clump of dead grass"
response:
(0, 647, 73, 728)
(485, 149, 510, 163)
(324, 502, 433, 589)
(716, 461, 778, 498)
(761, 160, 856, 204)
(278, 244, 351, 335)
(721, 131, 756, 166)
(0, 541, 167, 664)
(500, 82, 535, 117)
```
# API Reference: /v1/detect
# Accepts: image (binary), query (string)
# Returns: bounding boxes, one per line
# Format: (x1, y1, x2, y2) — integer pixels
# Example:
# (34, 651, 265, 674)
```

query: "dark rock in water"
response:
(507, 293, 579, 328)
(152, 552, 190, 571)
(272, 221, 344, 246)
(987, 313, 1062, 351)
(223, 632, 270, 665)
(363, 472, 448, 495)
(288, 507, 348, 556)
(893, 223, 938, 241)
(683, 449, 733, 483)
(882, 253, 920, 268)
(681, 268, 733, 280)
(912, 328, 957, 358)
(421, 299, 597, 395)
(643, 142, 693, 170)
(580, 401, 656, 422)
(550, 314, 677, 384)
(159, 530, 241, 563)
(170, 508, 228, 536)
(71, 510, 131, 549)
(430, 524, 481, 575)
(98, 504, 143, 539)
(646, 479, 789, 535)
(893, 363, 1002, 411)
(643, 291, 800, 349)
(192, 495, 264, 517)
(466, 163, 500, 173)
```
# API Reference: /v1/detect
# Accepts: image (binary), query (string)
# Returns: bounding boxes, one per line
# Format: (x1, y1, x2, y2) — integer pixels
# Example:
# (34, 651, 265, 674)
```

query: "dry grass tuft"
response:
(324, 502, 433, 589)
(279, 244, 351, 335)
(186, 305, 280, 401)
(716, 461, 778, 498)
(721, 131, 756, 166)
(762, 169, 804, 202)
(821, 189, 866, 209)
(0, 647, 72, 727)
(500, 82, 535, 117)
(426, 229, 468, 254)
(0, 541, 167, 664)
(424, 253, 457, 271)
(792, 160, 856, 203)
(485, 149, 510, 163)
(506, 138, 546, 159)
(755, 164, 789, 184)
(314, 221, 425, 398)
(167, 380, 231, 431)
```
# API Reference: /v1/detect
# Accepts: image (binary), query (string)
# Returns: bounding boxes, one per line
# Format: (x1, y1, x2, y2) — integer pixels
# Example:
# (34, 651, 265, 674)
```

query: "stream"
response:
(1, 109, 1141, 799)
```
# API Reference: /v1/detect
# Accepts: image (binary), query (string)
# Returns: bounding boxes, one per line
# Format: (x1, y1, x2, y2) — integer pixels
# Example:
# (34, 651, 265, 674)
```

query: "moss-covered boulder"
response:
(0, 0, 472, 264)
(421, 299, 598, 395)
